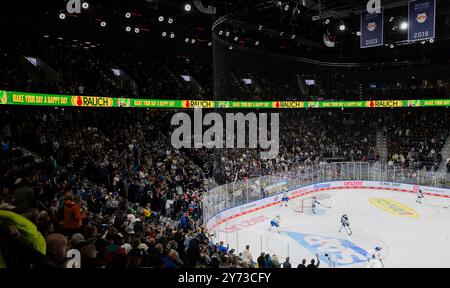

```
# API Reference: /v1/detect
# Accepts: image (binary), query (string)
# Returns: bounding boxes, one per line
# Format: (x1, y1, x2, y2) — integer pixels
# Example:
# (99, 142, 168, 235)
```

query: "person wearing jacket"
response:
(63, 193, 82, 236)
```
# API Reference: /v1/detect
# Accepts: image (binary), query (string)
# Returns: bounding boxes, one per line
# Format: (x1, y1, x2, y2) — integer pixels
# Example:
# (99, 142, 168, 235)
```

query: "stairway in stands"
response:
(437, 134, 450, 173)
(376, 129, 388, 162)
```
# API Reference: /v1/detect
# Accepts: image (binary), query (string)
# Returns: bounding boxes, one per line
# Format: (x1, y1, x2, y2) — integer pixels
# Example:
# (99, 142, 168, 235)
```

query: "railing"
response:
(202, 162, 449, 225)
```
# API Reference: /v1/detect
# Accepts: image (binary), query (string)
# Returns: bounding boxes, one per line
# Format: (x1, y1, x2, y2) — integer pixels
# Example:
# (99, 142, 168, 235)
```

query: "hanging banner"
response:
(408, 0, 436, 42)
(360, 9, 384, 48)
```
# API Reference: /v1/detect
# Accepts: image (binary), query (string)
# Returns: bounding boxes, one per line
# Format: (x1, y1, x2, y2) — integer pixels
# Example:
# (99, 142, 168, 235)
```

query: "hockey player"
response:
(416, 189, 424, 204)
(269, 215, 281, 233)
(366, 246, 384, 268)
(281, 192, 289, 207)
(339, 214, 352, 236)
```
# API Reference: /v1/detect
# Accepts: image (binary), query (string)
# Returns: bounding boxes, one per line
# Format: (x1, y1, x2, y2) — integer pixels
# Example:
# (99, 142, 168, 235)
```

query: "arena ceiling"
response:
(1, 0, 450, 62)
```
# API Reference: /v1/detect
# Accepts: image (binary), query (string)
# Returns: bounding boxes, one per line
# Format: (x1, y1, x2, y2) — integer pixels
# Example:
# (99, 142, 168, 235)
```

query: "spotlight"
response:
(134, 27, 140, 33)
(234, 36, 239, 41)
(162, 32, 167, 37)
(225, 31, 230, 37)
(258, 25, 263, 31)
(339, 24, 346, 31)
(208, 42, 212, 46)
(185, 38, 190, 42)
(82, 2, 89, 9)
(184, 4, 192, 11)
(170, 33, 175, 39)
(219, 30, 223, 35)
(255, 41, 260, 46)
(191, 39, 196, 44)
(390, 44, 395, 48)
(277, 2, 282, 7)
(125, 26, 131, 32)
(421, 41, 426, 44)
(59, 13, 66, 20)
(429, 38, 434, 43)
(100, 21, 106, 27)
(400, 22, 408, 31)
(389, 17, 394, 22)
(158, 16, 164, 22)
(229, 45, 233, 50)
(280, 31, 284, 36)
(284, 5, 289, 11)
(168, 18, 174, 24)
(325, 19, 330, 25)
(125, 12, 131, 18)
(291, 34, 296, 39)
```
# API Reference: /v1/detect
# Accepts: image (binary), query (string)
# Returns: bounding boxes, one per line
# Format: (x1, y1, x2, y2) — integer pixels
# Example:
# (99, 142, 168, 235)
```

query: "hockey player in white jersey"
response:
(416, 189, 424, 204)
(281, 192, 289, 207)
(269, 215, 281, 233)
(338, 214, 352, 235)
(366, 246, 384, 268)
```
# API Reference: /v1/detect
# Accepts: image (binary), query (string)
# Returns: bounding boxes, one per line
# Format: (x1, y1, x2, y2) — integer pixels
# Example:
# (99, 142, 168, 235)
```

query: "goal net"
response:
(294, 194, 331, 213)
(295, 197, 315, 213)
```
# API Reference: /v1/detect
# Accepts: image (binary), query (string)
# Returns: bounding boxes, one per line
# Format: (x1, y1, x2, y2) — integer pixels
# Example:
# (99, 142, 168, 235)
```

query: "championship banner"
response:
(408, 0, 436, 42)
(360, 9, 384, 48)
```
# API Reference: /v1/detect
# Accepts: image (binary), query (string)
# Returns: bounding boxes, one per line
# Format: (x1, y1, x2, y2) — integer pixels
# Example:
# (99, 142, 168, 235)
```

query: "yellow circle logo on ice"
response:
(369, 197, 419, 218)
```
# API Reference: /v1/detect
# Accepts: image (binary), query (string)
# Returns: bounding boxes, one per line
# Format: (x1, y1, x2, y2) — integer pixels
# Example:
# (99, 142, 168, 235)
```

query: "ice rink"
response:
(211, 188, 450, 268)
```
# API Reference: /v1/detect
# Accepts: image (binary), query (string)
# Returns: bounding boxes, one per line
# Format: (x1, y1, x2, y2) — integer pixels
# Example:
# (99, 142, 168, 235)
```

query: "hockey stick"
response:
(318, 202, 331, 209)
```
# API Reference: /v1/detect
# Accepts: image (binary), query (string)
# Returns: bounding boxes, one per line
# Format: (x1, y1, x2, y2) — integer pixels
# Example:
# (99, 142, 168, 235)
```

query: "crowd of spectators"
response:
(1, 37, 450, 101)
(1, 104, 449, 268)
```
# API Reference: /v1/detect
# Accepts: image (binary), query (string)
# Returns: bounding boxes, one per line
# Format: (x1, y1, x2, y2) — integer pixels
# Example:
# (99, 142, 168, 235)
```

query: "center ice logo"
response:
(284, 231, 368, 267)
(369, 197, 419, 218)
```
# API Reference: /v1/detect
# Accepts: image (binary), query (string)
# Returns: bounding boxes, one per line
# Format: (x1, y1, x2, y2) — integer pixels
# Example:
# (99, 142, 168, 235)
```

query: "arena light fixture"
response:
(125, 26, 131, 32)
(185, 38, 190, 42)
(258, 25, 263, 31)
(291, 34, 296, 39)
(356, 31, 361, 36)
(125, 12, 131, 18)
(162, 32, 167, 37)
(134, 27, 140, 33)
(100, 21, 106, 27)
(184, 4, 192, 11)
(229, 45, 233, 50)
(219, 30, 223, 35)
(170, 33, 175, 39)
(421, 41, 426, 44)
(284, 4, 289, 11)
(390, 43, 395, 48)
(255, 41, 260, 46)
(429, 38, 434, 43)
(82, 2, 89, 9)
(234, 36, 239, 41)
(158, 16, 164, 22)
(225, 31, 230, 37)
(339, 24, 346, 31)
(191, 39, 196, 44)
(168, 18, 174, 24)
(208, 42, 212, 46)
(325, 19, 330, 25)
(400, 22, 408, 31)
(59, 13, 66, 20)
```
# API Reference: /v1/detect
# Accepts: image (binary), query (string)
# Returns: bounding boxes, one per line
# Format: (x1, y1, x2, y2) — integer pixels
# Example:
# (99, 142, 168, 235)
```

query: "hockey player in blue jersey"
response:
(269, 215, 281, 233)
(281, 192, 289, 207)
